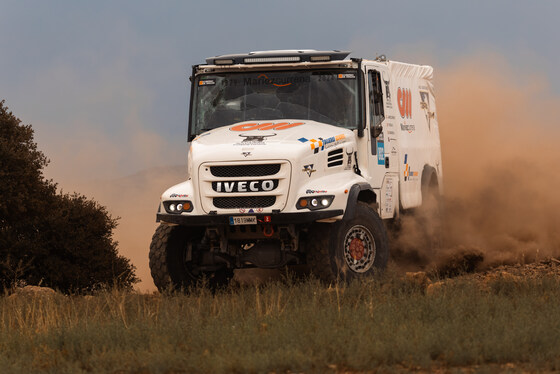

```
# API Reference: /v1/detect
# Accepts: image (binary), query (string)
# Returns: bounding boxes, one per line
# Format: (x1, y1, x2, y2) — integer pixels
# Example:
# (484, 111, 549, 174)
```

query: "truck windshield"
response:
(190, 69, 361, 135)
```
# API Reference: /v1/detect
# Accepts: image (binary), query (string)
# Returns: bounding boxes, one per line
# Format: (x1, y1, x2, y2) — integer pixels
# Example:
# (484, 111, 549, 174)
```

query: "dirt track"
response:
(232, 257, 560, 288)
(398, 256, 560, 297)
(462, 257, 560, 281)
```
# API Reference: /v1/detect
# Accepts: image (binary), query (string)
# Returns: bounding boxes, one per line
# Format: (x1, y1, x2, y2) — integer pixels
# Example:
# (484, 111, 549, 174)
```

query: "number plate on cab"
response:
(229, 216, 257, 225)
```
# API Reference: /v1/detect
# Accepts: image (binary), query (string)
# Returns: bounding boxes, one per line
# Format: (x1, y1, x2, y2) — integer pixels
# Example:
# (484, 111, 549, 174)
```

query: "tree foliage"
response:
(0, 100, 137, 292)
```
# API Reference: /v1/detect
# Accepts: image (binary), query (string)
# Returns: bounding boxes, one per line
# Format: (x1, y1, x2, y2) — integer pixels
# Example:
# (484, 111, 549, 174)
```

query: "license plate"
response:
(229, 216, 257, 225)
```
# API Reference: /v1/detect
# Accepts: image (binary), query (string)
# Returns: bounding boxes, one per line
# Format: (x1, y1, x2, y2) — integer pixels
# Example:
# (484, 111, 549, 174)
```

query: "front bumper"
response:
(156, 209, 344, 226)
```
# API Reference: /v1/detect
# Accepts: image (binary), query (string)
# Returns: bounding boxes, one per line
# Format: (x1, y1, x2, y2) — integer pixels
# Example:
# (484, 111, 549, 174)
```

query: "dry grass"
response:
(1, 273, 560, 373)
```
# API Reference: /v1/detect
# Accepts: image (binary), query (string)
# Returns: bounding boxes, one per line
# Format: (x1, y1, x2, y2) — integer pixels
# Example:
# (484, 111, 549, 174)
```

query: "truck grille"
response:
(210, 164, 281, 177)
(199, 160, 290, 213)
(213, 196, 276, 209)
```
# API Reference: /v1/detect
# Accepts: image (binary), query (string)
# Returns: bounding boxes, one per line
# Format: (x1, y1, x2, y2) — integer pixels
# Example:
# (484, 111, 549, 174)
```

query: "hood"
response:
(191, 119, 354, 162)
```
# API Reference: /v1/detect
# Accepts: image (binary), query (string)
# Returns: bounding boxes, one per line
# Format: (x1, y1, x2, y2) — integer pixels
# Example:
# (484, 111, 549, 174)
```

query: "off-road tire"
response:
(419, 181, 444, 250)
(149, 224, 232, 292)
(307, 202, 389, 282)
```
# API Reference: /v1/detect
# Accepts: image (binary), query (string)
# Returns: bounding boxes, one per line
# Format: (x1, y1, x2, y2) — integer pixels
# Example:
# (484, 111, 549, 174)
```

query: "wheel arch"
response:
(342, 183, 377, 220)
(421, 164, 439, 191)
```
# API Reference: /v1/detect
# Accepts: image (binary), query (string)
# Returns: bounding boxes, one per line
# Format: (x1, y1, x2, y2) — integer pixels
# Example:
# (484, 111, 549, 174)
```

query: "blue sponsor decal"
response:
(298, 137, 309, 143)
(403, 153, 418, 181)
(377, 141, 385, 165)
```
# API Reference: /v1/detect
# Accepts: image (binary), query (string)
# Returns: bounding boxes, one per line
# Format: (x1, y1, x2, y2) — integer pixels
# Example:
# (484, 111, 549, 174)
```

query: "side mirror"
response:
(371, 124, 383, 138)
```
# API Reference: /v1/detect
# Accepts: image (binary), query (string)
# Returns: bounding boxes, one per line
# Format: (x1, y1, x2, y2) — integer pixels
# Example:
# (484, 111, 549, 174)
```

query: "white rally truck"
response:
(150, 50, 442, 290)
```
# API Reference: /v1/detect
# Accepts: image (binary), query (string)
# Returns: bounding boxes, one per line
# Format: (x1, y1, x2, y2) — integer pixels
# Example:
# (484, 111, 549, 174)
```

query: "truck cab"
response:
(150, 50, 443, 290)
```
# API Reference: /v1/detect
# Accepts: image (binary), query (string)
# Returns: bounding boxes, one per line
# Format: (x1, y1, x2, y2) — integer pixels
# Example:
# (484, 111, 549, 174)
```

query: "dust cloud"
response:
(392, 53, 560, 273)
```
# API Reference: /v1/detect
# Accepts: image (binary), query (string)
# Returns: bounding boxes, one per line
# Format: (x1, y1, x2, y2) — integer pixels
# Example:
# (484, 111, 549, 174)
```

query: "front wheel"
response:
(149, 224, 232, 292)
(307, 202, 389, 282)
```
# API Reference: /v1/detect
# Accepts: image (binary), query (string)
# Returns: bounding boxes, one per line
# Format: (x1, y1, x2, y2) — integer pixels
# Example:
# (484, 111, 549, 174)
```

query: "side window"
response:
(368, 70, 385, 126)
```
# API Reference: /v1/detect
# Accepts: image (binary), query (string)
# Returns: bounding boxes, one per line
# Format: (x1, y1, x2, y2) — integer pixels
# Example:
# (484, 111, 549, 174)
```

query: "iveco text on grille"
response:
(212, 180, 277, 193)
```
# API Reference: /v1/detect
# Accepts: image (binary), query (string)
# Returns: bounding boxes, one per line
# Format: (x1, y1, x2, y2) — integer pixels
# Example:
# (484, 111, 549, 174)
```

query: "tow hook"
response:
(263, 225, 274, 237)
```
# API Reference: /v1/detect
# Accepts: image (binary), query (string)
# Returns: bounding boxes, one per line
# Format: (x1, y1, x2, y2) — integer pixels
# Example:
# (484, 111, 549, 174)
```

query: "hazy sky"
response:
(2, 0, 559, 182)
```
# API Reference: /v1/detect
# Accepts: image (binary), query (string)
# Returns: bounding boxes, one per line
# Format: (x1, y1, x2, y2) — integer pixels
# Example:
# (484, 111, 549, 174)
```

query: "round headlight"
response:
(311, 198, 318, 207)
(321, 198, 329, 206)
(169, 204, 176, 212)
(177, 203, 183, 211)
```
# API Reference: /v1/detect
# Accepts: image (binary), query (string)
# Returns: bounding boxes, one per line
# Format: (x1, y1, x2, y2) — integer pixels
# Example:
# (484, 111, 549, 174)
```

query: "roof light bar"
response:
(310, 55, 331, 62)
(205, 50, 350, 65)
(244, 56, 300, 64)
(214, 59, 234, 65)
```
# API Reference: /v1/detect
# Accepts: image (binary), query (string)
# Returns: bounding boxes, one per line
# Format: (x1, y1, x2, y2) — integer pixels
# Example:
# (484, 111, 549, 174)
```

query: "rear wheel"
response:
(149, 224, 232, 292)
(420, 177, 444, 250)
(307, 202, 389, 282)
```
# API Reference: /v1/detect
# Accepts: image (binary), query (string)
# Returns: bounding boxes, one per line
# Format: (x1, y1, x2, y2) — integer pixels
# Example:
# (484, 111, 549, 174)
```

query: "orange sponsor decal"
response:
(230, 123, 262, 131)
(397, 88, 412, 119)
(230, 122, 304, 131)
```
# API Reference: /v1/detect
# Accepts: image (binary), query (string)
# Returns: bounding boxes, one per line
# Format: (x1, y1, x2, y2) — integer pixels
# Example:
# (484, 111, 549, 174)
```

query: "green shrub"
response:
(0, 100, 137, 292)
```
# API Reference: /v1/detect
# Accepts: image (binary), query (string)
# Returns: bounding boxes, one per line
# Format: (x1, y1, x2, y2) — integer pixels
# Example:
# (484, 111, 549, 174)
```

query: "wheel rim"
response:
(343, 225, 376, 273)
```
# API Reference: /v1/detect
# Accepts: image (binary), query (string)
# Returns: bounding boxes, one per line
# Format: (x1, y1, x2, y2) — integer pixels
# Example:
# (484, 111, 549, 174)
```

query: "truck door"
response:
(367, 68, 399, 218)
(367, 68, 398, 177)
